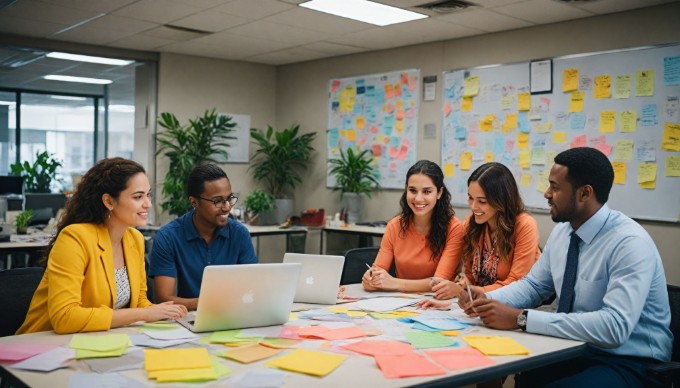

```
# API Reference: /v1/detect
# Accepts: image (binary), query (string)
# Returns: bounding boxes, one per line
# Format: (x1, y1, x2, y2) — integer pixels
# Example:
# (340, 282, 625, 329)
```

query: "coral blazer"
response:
(17, 223, 152, 334)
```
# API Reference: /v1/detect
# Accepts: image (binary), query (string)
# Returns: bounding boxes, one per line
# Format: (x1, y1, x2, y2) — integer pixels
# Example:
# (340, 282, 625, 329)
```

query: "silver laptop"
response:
(282, 253, 345, 304)
(177, 263, 301, 332)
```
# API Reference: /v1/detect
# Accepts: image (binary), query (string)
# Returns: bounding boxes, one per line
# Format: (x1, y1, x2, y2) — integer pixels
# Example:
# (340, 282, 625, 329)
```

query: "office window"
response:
(0, 92, 16, 175)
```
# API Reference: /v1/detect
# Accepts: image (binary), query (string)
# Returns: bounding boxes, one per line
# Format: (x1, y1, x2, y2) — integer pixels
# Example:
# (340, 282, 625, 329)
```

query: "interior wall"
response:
(156, 52, 277, 225)
(275, 3, 680, 284)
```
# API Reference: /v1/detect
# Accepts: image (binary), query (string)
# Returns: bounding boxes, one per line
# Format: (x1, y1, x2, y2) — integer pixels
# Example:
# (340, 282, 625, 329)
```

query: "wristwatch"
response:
(516, 310, 528, 331)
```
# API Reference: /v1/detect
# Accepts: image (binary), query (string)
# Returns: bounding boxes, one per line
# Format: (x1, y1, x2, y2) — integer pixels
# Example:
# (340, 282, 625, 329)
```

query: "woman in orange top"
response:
(362, 160, 464, 299)
(17, 158, 187, 334)
(421, 162, 540, 308)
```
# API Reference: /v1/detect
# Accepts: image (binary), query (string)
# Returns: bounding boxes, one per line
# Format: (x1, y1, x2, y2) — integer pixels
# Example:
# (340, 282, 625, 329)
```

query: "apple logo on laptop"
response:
(305, 276, 315, 285)
(242, 290, 254, 304)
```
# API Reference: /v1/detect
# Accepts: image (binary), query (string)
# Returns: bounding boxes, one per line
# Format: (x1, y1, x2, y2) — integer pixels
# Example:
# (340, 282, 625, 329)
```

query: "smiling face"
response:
(545, 164, 579, 224)
(467, 181, 499, 231)
(191, 177, 233, 229)
(406, 173, 442, 221)
(107, 172, 151, 228)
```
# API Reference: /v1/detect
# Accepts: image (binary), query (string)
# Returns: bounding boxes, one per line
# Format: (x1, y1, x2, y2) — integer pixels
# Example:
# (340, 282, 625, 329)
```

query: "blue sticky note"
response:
(331, 101, 339, 111)
(375, 89, 386, 104)
(445, 86, 455, 99)
(494, 135, 504, 155)
(365, 85, 375, 102)
(356, 79, 366, 94)
(455, 126, 467, 140)
(570, 112, 586, 131)
(518, 112, 531, 133)
(412, 322, 441, 332)
(390, 136, 401, 147)
(663, 56, 680, 85)
(641, 104, 658, 126)
(328, 128, 340, 147)
(343, 118, 352, 129)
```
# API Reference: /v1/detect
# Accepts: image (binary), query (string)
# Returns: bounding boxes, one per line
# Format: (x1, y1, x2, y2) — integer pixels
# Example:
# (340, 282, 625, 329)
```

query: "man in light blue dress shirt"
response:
(464, 147, 672, 386)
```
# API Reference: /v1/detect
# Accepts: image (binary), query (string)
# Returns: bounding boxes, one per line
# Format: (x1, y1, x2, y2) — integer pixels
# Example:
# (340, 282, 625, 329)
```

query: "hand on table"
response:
(430, 279, 462, 300)
(416, 299, 452, 310)
(144, 301, 188, 322)
(457, 285, 486, 317)
(362, 265, 398, 291)
(470, 298, 522, 330)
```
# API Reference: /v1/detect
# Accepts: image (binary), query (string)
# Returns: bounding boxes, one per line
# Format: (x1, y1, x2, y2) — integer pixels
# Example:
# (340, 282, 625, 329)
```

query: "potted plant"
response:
(10, 151, 63, 193)
(243, 189, 275, 225)
(156, 109, 237, 217)
(249, 123, 316, 224)
(328, 147, 380, 223)
(14, 209, 33, 234)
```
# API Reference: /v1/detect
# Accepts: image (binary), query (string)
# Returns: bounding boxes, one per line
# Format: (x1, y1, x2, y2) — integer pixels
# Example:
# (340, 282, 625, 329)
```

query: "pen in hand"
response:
(365, 263, 373, 276)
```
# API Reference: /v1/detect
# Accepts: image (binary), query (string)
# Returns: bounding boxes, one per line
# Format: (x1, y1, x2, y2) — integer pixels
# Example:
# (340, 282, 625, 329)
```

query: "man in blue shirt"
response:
(149, 164, 258, 310)
(463, 147, 672, 386)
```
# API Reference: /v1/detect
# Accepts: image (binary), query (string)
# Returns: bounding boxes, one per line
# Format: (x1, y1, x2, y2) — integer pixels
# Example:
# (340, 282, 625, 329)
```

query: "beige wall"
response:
(273, 3, 680, 283)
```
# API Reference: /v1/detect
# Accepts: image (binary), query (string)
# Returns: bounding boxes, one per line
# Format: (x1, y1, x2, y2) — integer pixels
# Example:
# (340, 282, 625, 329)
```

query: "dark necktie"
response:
(557, 232, 581, 313)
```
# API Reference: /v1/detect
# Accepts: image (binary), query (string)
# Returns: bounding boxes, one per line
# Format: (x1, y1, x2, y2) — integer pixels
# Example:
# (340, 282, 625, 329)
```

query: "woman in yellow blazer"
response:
(17, 158, 187, 334)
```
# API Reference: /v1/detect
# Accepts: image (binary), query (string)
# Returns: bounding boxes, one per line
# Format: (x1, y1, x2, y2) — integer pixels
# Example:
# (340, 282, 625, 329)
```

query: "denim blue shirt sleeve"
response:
(149, 211, 259, 298)
(487, 204, 672, 362)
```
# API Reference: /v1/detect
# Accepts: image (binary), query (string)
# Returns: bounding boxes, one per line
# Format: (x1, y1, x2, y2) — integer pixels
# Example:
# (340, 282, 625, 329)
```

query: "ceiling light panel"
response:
(46, 52, 133, 66)
(300, 0, 428, 26)
(44, 75, 112, 84)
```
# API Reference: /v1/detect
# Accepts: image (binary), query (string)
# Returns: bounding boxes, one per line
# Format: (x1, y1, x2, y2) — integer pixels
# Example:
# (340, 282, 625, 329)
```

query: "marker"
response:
(466, 282, 474, 303)
(365, 263, 373, 272)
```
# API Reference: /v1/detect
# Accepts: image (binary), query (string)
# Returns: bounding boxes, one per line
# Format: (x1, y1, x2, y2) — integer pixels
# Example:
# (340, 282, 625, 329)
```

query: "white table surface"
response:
(0, 284, 586, 387)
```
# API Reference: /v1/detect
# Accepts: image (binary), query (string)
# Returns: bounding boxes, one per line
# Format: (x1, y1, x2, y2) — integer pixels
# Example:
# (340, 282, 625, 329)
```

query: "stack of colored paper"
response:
(144, 348, 230, 382)
(218, 343, 283, 363)
(463, 336, 530, 356)
(374, 353, 446, 378)
(267, 349, 346, 377)
(69, 334, 130, 359)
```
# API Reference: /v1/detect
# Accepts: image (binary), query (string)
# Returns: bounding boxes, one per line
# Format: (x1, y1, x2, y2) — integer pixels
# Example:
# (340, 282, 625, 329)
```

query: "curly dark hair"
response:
(463, 163, 525, 266)
(42, 158, 145, 265)
(398, 160, 455, 261)
(554, 147, 614, 204)
(187, 163, 229, 198)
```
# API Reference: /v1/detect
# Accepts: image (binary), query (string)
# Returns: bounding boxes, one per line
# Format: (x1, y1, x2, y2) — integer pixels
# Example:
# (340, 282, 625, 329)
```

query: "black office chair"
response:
(0, 267, 44, 337)
(647, 284, 680, 387)
(341, 247, 396, 285)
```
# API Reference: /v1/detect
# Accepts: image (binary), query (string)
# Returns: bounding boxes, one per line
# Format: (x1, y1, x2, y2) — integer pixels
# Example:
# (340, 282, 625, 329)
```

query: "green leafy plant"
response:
(328, 148, 380, 198)
(14, 209, 33, 233)
(243, 189, 275, 221)
(156, 109, 237, 217)
(10, 151, 63, 193)
(249, 124, 316, 199)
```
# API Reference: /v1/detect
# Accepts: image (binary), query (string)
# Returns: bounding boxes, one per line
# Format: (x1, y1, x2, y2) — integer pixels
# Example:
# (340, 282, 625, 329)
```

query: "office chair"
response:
(647, 284, 680, 387)
(0, 267, 44, 337)
(341, 247, 395, 285)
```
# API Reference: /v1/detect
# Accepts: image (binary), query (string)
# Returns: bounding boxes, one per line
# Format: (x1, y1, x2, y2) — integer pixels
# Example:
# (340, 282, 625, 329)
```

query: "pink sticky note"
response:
(375, 353, 446, 379)
(443, 102, 453, 117)
(372, 144, 382, 157)
(342, 340, 415, 357)
(314, 326, 368, 341)
(279, 326, 302, 340)
(570, 134, 587, 148)
(297, 325, 330, 337)
(0, 344, 58, 362)
(331, 80, 341, 93)
(425, 347, 496, 370)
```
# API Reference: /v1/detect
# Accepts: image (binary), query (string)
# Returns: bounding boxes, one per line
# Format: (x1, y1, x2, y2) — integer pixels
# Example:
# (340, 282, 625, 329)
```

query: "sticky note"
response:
(404, 331, 456, 349)
(552, 131, 566, 143)
(594, 75, 611, 99)
(464, 75, 480, 97)
(536, 169, 550, 193)
(613, 74, 632, 99)
(562, 68, 579, 92)
(444, 162, 454, 177)
(599, 110, 616, 132)
(636, 69, 655, 96)
(69, 334, 130, 352)
(144, 348, 212, 372)
(267, 349, 346, 377)
(484, 151, 494, 163)
(517, 92, 531, 111)
(463, 336, 530, 356)
(503, 113, 518, 131)
(614, 140, 634, 161)
(665, 155, 680, 177)
(619, 110, 637, 133)
(461, 96, 473, 111)
(342, 340, 415, 357)
(219, 344, 282, 364)
(570, 91, 584, 112)
(517, 132, 529, 149)
(661, 122, 680, 151)
(521, 173, 532, 187)
(460, 152, 472, 171)
(637, 162, 657, 184)
(612, 162, 627, 185)
(425, 347, 496, 370)
(374, 353, 446, 378)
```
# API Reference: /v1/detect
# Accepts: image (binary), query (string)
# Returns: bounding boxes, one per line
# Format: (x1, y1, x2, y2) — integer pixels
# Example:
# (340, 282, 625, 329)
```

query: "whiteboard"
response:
(441, 44, 680, 223)
(217, 112, 250, 163)
(326, 69, 420, 189)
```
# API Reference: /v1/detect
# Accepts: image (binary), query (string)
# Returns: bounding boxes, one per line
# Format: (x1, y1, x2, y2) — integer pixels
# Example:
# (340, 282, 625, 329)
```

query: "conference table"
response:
(0, 284, 586, 387)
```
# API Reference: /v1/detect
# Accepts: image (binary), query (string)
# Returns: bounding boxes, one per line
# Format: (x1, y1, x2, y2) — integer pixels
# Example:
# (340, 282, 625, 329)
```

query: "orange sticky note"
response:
(425, 347, 496, 370)
(375, 353, 446, 379)
(342, 340, 415, 357)
(219, 344, 282, 364)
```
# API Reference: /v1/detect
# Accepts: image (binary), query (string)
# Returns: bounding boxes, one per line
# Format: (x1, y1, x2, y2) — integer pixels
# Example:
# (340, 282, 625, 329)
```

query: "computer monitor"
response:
(0, 176, 24, 196)
(25, 193, 68, 225)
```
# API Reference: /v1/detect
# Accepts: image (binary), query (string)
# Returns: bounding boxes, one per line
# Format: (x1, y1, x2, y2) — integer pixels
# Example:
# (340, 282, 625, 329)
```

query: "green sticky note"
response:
(69, 333, 130, 352)
(75, 344, 128, 359)
(208, 330, 254, 343)
(404, 330, 456, 349)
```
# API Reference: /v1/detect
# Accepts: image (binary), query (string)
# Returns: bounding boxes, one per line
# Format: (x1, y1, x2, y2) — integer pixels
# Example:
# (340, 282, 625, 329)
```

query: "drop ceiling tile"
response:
(467, 0, 528, 7)
(211, 0, 294, 19)
(78, 15, 157, 34)
(392, 18, 484, 41)
(265, 7, 372, 35)
(110, 35, 176, 50)
(571, 0, 677, 14)
(436, 8, 533, 32)
(245, 47, 330, 65)
(51, 26, 134, 45)
(111, 0, 203, 24)
(326, 26, 437, 51)
(37, 0, 138, 13)
(493, 0, 593, 24)
(0, 0, 104, 25)
(142, 26, 210, 41)
(0, 15, 68, 38)
(302, 41, 369, 55)
(169, 10, 251, 33)
(226, 20, 330, 45)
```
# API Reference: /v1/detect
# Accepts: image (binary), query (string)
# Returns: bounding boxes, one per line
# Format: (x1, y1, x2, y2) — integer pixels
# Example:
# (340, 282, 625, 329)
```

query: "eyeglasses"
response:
(197, 194, 238, 208)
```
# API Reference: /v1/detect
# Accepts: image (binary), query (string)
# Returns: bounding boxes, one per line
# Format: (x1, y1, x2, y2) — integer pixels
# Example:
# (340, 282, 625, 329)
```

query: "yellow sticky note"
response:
(612, 162, 627, 185)
(517, 132, 529, 149)
(661, 122, 680, 151)
(521, 173, 532, 187)
(69, 334, 130, 352)
(356, 117, 365, 129)
(267, 349, 346, 377)
(503, 113, 518, 131)
(219, 344, 283, 364)
(637, 163, 657, 184)
(460, 152, 472, 171)
(552, 131, 566, 143)
(144, 348, 212, 372)
(599, 110, 616, 133)
(441, 330, 459, 336)
(613, 74, 632, 99)
(562, 68, 579, 92)
(614, 140, 634, 161)
(635, 69, 655, 97)
(480, 114, 494, 132)
(444, 162, 454, 177)
(347, 129, 356, 141)
(463, 336, 530, 356)
(594, 75, 611, 99)
(620, 110, 637, 133)
(569, 91, 584, 112)
(461, 96, 473, 112)
(665, 155, 680, 177)
(500, 95, 513, 110)
(536, 170, 550, 193)
(395, 120, 404, 132)
(519, 150, 531, 169)
(484, 151, 494, 163)
(517, 92, 531, 111)
(149, 366, 217, 382)
(464, 75, 480, 97)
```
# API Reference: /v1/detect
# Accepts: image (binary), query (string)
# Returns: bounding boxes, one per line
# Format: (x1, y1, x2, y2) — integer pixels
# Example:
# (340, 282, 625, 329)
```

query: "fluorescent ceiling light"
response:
(300, 0, 427, 26)
(46, 52, 133, 66)
(51, 95, 88, 101)
(0, 100, 16, 106)
(44, 75, 112, 85)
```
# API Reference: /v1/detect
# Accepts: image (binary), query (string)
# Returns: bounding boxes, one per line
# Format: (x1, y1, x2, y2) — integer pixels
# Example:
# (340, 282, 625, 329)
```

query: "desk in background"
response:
(0, 237, 49, 269)
(246, 225, 308, 257)
(321, 224, 385, 254)
(0, 284, 586, 387)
